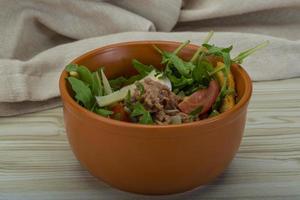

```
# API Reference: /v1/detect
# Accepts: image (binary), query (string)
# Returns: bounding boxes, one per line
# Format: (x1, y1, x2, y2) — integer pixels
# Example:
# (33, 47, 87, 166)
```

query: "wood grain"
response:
(0, 78, 300, 200)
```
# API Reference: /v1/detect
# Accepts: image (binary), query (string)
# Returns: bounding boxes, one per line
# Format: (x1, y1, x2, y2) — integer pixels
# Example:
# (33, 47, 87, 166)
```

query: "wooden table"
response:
(1, 78, 300, 200)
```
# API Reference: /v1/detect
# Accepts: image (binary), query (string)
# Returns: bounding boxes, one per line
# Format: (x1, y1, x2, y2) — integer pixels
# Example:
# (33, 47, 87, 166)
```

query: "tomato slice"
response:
(178, 80, 220, 115)
(110, 103, 130, 122)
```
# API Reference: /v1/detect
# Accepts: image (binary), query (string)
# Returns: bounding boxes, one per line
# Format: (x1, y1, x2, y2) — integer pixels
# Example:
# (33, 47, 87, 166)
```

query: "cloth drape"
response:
(0, 0, 299, 116)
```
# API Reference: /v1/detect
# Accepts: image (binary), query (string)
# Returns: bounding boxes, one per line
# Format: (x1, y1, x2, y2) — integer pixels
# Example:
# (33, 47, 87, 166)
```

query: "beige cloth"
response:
(0, 0, 300, 116)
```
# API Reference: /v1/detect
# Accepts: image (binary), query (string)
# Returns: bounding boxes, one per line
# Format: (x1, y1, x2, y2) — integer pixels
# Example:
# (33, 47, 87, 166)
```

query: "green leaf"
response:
(203, 44, 232, 73)
(132, 59, 154, 76)
(177, 90, 186, 97)
(155, 41, 195, 90)
(109, 76, 127, 91)
(95, 108, 113, 117)
(190, 31, 214, 63)
(77, 65, 93, 86)
(124, 74, 144, 85)
(183, 61, 196, 71)
(173, 40, 190, 55)
(232, 41, 269, 64)
(222, 51, 231, 76)
(65, 64, 78, 72)
(124, 90, 132, 109)
(208, 63, 225, 76)
(140, 112, 153, 124)
(203, 44, 233, 55)
(109, 74, 145, 91)
(108, 59, 152, 91)
(67, 77, 94, 109)
(166, 72, 193, 89)
(202, 44, 233, 89)
(163, 52, 190, 77)
(135, 81, 145, 95)
(130, 102, 146, 117)
(95, 71, 156, 107)
(130, 102, 153, 124)
(192, 60, 213, 86)
(189, 106, 203, 116)
(153, 44, 163, 55)
(110, 74, 145, 88)
(183, 84, 206, 96)
(163, 57, 194, 90)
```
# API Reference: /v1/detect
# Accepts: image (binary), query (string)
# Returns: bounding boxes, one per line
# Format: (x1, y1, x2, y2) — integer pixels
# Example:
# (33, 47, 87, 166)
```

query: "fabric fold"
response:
(0, 0, 299, 116)
(1, 31, 299, 104)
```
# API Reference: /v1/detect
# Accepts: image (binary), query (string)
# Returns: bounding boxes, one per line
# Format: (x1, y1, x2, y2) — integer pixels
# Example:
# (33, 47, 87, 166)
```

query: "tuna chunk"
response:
(132, 78, 189, 124)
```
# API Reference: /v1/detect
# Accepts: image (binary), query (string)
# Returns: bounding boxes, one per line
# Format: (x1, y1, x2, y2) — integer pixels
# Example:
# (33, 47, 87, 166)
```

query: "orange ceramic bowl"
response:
(59, 41, 252, 195)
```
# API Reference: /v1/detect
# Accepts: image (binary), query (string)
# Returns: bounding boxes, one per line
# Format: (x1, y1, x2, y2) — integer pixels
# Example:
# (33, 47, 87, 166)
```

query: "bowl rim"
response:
(59, 40, 252, 129)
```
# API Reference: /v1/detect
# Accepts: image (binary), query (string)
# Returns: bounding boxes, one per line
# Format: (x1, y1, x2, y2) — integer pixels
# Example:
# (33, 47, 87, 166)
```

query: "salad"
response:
(65, 32, 268, 125)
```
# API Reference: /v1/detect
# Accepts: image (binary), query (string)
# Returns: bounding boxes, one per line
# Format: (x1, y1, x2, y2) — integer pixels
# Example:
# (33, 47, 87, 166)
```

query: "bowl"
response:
(59, 41, 252, 195)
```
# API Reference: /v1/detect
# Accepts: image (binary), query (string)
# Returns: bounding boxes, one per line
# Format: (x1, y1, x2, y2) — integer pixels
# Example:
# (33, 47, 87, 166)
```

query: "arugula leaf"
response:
(95, 108, 113, 117)
(177, 90, 186, 97)
(192, 60, 213, 86)
(130, 102, 153, 124)
(201, 44, 233, 103)
(135, 81, 145, 95)
(232, 41, 269, 64)
(77, 65, 94, 86)
(190, 31, 214, 63)
(109, 60, 153, 91)
(163, 59, 194, 90)
(130, 102, 146, 117)
(109, 74, 145, 91)
(202, 44, 232, 74)
(208, 63, 225, 76)
(183, 61, 196, 72)
(173, 40, 190, 55)
(189, 106, 203, 116)
(132, 59, 154, 76)
(65, 64, 78, 72)
(153, 44, 163, 55)
(140, 112, 153, 124)
(109, 76, 127, 90)
(163, 52, 190, 77)
(124, 90, 132, 108)
(124, 74, 144, 85)
(154, 41, 196, 91)
(166, 72, 193, 89)
(183, 84, 206, 96)
(203, 44, 233, 55)
(155, 41, 193, 77)
(222, 52, 231, 75)
(67, 77, 94, 109)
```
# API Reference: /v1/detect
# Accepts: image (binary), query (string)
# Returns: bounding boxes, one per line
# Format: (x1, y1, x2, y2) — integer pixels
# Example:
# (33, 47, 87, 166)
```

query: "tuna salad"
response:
(65, 31, 268, 125)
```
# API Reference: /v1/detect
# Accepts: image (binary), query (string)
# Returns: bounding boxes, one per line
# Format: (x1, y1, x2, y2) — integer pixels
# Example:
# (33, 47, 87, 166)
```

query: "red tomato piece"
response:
(178, 80, 220, 115)
(111, 103, 130, 122)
